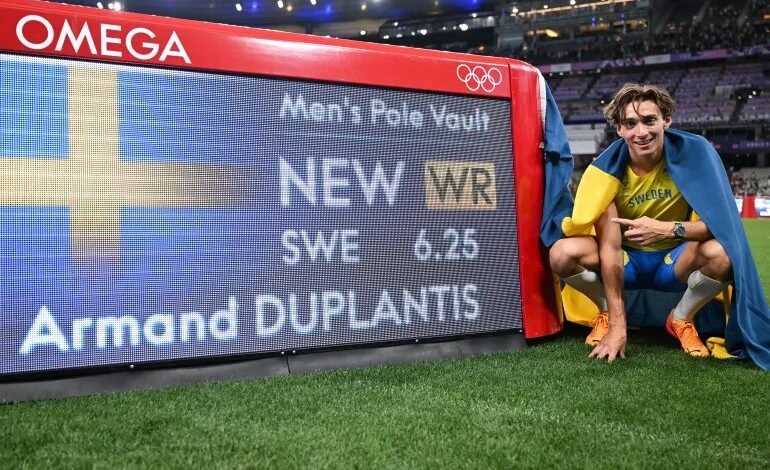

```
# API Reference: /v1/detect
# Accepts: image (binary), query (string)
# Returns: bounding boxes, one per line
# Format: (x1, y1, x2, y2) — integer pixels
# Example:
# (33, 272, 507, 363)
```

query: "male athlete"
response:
(549, 83, 733, 361)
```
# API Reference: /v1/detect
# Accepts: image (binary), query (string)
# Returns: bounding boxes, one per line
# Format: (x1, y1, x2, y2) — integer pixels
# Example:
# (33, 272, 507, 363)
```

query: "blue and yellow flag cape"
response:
(542, 126, 770, 370)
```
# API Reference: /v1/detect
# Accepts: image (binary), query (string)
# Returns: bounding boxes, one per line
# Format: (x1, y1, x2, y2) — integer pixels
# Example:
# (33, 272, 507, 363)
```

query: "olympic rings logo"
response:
(456, 64, 503, 93)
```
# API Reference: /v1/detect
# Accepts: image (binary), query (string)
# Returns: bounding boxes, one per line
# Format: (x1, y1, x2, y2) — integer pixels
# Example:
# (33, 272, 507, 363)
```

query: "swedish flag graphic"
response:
(1, 55, 274, 372)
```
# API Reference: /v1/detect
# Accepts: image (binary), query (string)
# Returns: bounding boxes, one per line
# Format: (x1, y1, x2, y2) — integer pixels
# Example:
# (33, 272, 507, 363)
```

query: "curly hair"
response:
(602, 83, 676, 128)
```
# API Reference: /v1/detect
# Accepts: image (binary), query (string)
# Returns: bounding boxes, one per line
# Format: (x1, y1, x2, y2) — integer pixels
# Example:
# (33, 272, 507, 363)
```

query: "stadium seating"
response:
(544, 57, 769, 129)
(477, 0, 766, 138)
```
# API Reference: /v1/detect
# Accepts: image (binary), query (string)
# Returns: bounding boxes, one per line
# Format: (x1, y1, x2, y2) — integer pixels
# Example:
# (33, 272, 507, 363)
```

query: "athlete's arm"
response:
(671, 219, 711, 241)
(589, 202, 627, 362)
(610, 217, 712, 246)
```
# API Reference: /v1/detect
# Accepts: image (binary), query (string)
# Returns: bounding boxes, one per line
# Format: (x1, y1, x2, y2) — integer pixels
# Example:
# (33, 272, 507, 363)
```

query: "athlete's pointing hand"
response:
(611, 216, 674, 246)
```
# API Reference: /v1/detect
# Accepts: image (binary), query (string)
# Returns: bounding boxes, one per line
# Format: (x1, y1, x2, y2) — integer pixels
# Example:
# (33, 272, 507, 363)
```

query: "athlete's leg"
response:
(549, 236, 600, 277)
(673, 239, 732, 283)
(672, 239, 732, 321)
(694, 239, 732, 282)
(550, 237, 609, 345)
(549, 237, 607, 309)
(549, 205, 625, 346)
(666, 240, 732, 356)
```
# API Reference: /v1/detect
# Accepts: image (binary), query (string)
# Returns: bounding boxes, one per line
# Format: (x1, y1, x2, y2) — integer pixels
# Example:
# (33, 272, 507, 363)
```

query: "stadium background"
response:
(48, 0, 770, 206)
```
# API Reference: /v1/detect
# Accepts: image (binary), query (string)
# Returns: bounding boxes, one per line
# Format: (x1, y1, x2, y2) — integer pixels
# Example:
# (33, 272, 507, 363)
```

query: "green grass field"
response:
(746, 220, 770, 294)
(2, 221, 769, 469)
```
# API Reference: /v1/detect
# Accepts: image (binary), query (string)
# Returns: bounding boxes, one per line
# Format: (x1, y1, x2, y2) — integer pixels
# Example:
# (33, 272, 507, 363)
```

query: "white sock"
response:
(672, 270, 730, 321)
(562, 269, 608, 312)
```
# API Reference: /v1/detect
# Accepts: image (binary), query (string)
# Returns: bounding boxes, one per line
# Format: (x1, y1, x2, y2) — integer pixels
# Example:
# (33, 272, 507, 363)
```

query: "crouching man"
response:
(550, 83, 733, 361)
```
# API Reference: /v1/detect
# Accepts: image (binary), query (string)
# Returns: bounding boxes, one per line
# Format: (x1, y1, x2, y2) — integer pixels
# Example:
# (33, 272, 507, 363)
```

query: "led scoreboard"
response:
(0, 0, 560, 379)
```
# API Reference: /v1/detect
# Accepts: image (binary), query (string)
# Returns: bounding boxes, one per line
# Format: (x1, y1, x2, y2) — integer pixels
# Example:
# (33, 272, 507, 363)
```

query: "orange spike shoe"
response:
(666, 312, 710, 357)
(585, 312, 609, 346)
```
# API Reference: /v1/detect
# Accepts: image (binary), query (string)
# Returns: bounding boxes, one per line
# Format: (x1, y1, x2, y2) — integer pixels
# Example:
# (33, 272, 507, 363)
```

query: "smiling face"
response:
(617, 100, 672, 166)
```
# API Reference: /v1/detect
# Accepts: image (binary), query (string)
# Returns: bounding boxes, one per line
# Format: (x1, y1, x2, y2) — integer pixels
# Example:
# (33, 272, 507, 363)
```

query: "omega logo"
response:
(15, 14, 191, 64)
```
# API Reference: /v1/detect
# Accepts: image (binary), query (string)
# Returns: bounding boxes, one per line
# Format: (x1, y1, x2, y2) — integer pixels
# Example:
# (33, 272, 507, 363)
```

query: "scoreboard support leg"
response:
(0, 358, 288, 404)
(288, 333, 526, 374)
(0, 333, 525, 403)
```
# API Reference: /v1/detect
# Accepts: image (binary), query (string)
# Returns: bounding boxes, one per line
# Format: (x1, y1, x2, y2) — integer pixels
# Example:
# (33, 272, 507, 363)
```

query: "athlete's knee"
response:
(548, 239, 568, 273)
(698, 239, 732, 277)
(549, 238, 585, 276)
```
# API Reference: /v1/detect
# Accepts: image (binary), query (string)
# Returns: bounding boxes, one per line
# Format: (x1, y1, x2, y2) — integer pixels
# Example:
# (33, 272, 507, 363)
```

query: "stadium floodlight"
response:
(235, 3, 242, 11)
(96, 1, 103, 8)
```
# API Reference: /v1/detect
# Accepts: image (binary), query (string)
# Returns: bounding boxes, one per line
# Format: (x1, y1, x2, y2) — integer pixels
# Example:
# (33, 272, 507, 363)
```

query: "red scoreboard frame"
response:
(0, 0, 561, 341)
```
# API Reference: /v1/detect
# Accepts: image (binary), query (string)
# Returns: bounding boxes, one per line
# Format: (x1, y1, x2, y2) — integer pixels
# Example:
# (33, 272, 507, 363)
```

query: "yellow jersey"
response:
(614, 159, 692, 251)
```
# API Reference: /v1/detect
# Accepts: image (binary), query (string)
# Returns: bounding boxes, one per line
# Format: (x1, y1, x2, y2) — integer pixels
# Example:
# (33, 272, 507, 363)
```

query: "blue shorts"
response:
(623, 243, 688, 292)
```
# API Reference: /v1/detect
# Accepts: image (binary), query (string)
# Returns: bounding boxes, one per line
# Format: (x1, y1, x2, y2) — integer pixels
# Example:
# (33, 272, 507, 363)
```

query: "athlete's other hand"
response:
(588, 326, 627, 362)
(611, 216, 673, 246)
